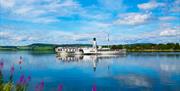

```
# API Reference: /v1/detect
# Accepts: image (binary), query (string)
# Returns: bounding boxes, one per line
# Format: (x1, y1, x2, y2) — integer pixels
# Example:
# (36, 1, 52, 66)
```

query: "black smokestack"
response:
(93, 38, 96, 41)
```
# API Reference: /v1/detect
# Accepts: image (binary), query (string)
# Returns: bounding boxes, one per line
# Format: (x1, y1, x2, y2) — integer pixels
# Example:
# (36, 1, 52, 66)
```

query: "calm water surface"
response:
(0, 51, 180, 91)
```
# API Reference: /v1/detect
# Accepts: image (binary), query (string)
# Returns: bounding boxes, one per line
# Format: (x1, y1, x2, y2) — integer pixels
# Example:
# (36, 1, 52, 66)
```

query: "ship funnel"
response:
(93, 38, 96, 41)
(93, 38, 97, 49)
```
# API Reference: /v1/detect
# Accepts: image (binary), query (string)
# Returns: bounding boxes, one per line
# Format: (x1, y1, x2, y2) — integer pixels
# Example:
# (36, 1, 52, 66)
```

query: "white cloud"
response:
(0, 0, 179, 45)
(14, 7, 33, 15)
(138, 1, 165, 10)
(160, 28, 180, 36)
(0, 0, 15, 8)
(0, 31, 38, 42)
(114, 13, 151, 25)
(0, 0, 115, 24)
(1, 25, 179, 45)
(0, 31, 9, 36)
(159, 16, 177, 21)
(0, 0, 81, 23)
(109, 25, 180, 44)
(0, 31, 11, 39)
(31, 17, 59, 24)
(0, 27, 112, 45)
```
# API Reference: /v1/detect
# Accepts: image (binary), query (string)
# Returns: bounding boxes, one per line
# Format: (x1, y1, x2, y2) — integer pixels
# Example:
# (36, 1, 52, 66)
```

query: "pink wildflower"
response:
(19, 74, 25, 84)
(92, 84, 97, 91)
(35, 80, 44, 91)
(40, 80, 44, 87)
(27, 76, 31, 82)
(23, 79, 27, 85)
(58, 84, 63, 91)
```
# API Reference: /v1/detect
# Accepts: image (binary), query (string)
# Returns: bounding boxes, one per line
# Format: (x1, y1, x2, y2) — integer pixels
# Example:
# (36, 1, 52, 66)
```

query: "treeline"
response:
(109, 43, 180, 52)
(0, 43, 180, 52)
(0, 43, 92, 51)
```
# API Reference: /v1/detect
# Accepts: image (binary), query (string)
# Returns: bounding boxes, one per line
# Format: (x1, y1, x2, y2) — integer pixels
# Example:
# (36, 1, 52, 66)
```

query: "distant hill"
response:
(0, 43, 92, 51)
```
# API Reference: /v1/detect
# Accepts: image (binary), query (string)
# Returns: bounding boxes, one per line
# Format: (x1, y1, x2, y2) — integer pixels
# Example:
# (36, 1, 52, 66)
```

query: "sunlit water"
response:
(0, 51, 180, 91)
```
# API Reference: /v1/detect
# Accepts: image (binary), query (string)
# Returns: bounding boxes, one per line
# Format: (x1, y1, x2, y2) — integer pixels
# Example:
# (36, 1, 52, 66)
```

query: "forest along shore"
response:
(0, 43, 180, 52)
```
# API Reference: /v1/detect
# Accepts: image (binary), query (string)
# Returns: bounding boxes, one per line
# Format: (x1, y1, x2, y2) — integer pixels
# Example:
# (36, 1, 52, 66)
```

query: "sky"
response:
(0, 0, 180, 45)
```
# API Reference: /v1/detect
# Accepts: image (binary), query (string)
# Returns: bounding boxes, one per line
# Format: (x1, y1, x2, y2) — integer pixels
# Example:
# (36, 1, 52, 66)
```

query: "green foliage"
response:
(0, 71, 29, 91)
(111, 45, 123, 49)
(0, 68, 30, 91)
(16, 84, 28, 91)
(108, 43, 180, 52)
(3, 82, 13, 91)
(0, 72, 3, 90)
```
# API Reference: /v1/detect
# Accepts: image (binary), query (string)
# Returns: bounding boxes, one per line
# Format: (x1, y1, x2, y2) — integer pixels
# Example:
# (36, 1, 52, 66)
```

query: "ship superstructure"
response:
(55, 38, 126, 55)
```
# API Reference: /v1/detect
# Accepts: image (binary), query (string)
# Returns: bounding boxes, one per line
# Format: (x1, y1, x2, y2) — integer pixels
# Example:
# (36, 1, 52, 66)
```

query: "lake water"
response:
(0, 51, 180, 91)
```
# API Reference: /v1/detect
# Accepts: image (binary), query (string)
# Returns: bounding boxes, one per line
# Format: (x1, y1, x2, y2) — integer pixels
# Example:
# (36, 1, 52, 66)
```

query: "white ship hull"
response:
(55, 38, 126, 55)
(56, 48, 126, 55)
(98, 50, 126, 55)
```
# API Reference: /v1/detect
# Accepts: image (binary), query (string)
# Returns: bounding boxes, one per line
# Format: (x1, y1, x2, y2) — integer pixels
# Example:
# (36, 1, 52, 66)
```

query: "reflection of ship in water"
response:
(56, 54, 126, 71)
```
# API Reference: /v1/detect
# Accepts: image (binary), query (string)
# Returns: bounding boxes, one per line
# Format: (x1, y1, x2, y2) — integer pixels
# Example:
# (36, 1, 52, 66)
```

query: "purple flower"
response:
(39, 81, 44, 91)
(27, 76, 31, 82)
(23, 79, 27, 85)
(19, 75, 25, 84)
(35, 85, 39, 91)
(40, 80, 44, 87)
(92, 84, 97, 91)
(58, 84, 63, 91)
(35, 80, 44, 91)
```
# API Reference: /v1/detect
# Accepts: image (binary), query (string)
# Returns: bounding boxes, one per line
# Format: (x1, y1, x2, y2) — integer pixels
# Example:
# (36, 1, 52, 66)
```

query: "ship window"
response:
(79, 49, 84, 52)
(58, 49, 62, 51)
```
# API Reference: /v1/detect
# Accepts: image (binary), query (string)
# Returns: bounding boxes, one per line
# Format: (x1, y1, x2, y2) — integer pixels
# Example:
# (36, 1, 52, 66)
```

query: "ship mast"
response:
(107, 33, 110, 49)
(92, 38, 97, 53)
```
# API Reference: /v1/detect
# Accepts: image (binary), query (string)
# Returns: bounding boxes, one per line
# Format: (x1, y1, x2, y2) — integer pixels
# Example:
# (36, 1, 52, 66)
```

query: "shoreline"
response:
(0, 49, 180, 52)
(0, 43, 180, 52)
(127, 50, 180, 52)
